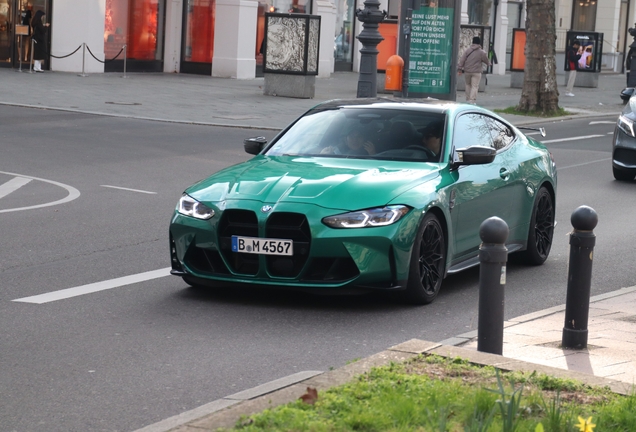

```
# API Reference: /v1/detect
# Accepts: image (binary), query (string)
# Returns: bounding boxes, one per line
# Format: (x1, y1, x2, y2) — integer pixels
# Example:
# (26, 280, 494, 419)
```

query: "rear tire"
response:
(613, 166, 636, 181)
(520, 187, 554, 265)
(403, 213, 446, 305)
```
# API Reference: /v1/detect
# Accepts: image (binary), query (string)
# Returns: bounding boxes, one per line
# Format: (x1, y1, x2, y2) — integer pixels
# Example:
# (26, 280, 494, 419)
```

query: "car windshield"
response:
(265, 107, 447, 162)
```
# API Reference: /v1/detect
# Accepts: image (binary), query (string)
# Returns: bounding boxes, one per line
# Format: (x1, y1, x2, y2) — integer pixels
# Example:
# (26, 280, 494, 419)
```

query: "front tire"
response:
(403, 213, 446, 305)
(520, 187, 554, 265)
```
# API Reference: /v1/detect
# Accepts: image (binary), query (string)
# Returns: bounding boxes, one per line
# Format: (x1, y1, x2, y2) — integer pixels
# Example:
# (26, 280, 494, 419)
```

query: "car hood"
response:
(187, 156, 440, 211)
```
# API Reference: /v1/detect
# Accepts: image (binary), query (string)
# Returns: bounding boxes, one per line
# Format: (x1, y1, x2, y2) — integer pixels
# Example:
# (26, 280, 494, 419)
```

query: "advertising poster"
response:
(510, 28, 526, 72)
(407, 7, 454, 94)
(565, 31, 603, 73)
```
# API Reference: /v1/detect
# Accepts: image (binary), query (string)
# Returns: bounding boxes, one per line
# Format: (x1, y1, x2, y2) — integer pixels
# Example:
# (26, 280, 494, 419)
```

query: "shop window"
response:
(468, 0, 492, 26)
(183, 0, 215, 63)
(572, 0, 596, 32)
(269, 0, 311, 14)
(105, 0, 165, 61)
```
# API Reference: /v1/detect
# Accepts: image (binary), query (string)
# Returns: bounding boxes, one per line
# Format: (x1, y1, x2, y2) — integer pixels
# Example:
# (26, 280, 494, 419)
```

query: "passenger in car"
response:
(321, 127, 377, 155)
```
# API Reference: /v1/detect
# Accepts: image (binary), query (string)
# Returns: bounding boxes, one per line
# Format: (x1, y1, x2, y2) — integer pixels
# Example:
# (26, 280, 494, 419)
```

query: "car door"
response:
(449, 112, 521, 261)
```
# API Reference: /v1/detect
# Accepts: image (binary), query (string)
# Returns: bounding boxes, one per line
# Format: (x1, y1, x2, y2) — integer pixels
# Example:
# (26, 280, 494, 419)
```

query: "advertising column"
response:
(398, 0, 461, 100)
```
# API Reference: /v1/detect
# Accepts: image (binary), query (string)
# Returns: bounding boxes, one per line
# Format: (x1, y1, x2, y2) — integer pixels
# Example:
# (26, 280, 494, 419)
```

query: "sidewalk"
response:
(2, 67, 634, 431)
(0, 68, 627, 130)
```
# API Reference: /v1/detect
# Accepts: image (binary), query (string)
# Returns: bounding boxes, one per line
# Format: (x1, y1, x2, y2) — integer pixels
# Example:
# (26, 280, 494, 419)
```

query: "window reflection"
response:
(104, 0, 165, 61)
(454, 113, 492, 148)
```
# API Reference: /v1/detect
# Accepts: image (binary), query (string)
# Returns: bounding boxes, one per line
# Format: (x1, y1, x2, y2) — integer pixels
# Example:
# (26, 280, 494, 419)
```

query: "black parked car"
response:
(613, 98, 636, 181)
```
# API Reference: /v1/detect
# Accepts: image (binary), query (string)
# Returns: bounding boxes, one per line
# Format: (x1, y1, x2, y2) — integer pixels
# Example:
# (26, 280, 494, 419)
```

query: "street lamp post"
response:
(355, 0, 386, 97)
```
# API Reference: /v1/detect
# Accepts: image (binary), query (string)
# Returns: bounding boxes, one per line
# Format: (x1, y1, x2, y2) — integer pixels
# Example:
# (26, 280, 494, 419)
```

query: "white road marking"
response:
(559, 158, 611, 170)
(101, 185, 157, 194)
(0, 176, 32, 199)
(0, 170, 80, 213)
(12, 267, 171, 304)
(525, 132, 541, 136)
(541, 134, 604, 143)
(589, 121, 617, 125)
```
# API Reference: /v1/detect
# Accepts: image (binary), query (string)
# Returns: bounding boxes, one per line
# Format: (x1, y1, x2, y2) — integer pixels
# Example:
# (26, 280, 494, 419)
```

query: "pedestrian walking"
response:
(565, 40, 581, 97)
(457, 36, 491, 105)
(31, 10, 50, 72)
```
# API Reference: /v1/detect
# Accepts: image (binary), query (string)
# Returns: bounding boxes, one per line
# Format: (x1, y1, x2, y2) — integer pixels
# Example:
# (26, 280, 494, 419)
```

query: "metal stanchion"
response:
(17, 35, 23, 72)
(29, 38, 35, 73)
(122, 44, 127, 78)
(78, 43, 88, 77)
(477, 216, 509, 355)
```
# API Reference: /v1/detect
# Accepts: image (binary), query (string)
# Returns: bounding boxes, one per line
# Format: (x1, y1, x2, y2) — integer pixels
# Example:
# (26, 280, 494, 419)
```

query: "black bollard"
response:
(562, 206, 598, 349)
(477, 217, 509, 355)
(355, 0, 386, 97)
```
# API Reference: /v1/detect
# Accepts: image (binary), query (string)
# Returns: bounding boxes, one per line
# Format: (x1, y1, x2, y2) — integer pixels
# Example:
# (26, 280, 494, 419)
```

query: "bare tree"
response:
(517, 0, 560, 113)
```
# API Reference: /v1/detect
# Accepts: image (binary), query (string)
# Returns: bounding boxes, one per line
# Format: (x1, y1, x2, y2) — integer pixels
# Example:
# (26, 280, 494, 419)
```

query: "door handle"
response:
(499, 168, 510, 180)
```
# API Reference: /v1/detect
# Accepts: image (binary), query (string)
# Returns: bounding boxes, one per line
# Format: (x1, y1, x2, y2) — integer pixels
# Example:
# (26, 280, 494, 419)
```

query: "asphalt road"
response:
(1, 106, 634, 432)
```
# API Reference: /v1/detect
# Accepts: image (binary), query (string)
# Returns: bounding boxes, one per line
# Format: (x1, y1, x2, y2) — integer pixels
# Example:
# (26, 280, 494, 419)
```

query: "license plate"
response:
(231, 236, 293, 256)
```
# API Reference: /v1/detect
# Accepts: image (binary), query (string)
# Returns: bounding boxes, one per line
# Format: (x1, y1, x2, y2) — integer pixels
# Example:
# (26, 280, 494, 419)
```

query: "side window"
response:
(483, 116, 515, 150)
(453, 113, 493, 148)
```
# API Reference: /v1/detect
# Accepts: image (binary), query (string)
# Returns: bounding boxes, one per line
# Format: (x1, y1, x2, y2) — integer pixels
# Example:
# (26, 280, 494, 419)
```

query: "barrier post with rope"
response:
(29, 38, 35, 73)
(85, 44, 126, 76)
(17, 35, 23, 72)
(123, 45, 127, 78)
(24, 42, 124, 76)
(79, 43, 88, 77)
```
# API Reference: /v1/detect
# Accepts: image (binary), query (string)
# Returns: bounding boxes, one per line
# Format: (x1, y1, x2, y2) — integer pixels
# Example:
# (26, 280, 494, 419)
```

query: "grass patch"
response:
(494, 107, 572, 118)
(225, 354, 636, 432)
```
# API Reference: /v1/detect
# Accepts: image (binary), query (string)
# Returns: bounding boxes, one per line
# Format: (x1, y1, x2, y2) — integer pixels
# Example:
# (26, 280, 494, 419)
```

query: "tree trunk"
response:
(517, 0, 560, 113)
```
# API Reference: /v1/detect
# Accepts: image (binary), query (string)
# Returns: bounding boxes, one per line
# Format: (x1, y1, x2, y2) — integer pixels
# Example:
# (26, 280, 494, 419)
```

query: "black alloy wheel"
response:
(521, 187, 554, 265)
(404, 213, 446, 305)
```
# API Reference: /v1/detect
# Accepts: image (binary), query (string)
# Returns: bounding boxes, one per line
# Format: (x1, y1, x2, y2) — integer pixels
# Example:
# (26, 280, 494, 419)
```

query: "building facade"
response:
(0, 0, 634, 77)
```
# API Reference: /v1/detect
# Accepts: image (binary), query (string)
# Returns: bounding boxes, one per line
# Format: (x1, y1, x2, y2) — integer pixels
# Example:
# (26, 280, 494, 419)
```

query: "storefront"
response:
(0, 0, 51, 70)
(104, 0, 166, 72)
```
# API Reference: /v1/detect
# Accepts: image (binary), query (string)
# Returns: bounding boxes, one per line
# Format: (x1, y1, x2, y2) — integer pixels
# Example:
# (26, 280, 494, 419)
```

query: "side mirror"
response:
(452, 146, 496, 167)
(244, 136, 268, 155)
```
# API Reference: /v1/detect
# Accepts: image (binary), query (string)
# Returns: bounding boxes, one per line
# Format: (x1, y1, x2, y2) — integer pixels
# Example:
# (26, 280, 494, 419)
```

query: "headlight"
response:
(322, 205, 410, 228)
(177, 194, 214, 220)
(618, 115, 635, 137)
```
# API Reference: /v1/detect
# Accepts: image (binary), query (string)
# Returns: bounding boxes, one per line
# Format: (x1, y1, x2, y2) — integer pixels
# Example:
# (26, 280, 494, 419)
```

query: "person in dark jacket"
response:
(31, 9, 49, 72)
(565, 40, 581, 97)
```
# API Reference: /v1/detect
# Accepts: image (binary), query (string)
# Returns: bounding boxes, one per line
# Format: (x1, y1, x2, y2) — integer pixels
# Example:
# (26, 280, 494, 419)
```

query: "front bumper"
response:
(613, 127, 636, 171)
(169, 201, 420, 290)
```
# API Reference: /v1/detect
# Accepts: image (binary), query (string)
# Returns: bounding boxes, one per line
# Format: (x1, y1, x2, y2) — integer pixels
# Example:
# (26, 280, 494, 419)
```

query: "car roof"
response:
(310, 97, 464, 114)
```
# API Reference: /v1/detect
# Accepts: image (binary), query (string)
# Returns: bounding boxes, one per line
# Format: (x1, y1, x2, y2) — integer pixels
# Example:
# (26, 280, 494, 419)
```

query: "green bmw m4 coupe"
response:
(169, 99, 557, 304)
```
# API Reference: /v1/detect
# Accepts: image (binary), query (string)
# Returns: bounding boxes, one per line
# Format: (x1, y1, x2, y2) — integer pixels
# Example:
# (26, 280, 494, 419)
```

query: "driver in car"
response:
(419, 121, 444, 158)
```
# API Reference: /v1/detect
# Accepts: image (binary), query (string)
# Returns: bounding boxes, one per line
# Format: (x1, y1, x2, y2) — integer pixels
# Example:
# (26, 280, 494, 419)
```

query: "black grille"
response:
(615, 147, 636, 167)
(185, 247, 230, 275)
(266, 212, 311, 277)
(218, 210, 259, 275)
(301, 257, 359, 282)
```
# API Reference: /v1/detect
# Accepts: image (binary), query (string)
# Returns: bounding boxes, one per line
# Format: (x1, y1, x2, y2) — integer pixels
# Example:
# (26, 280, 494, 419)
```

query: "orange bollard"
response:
(385, 55, 404, 91)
